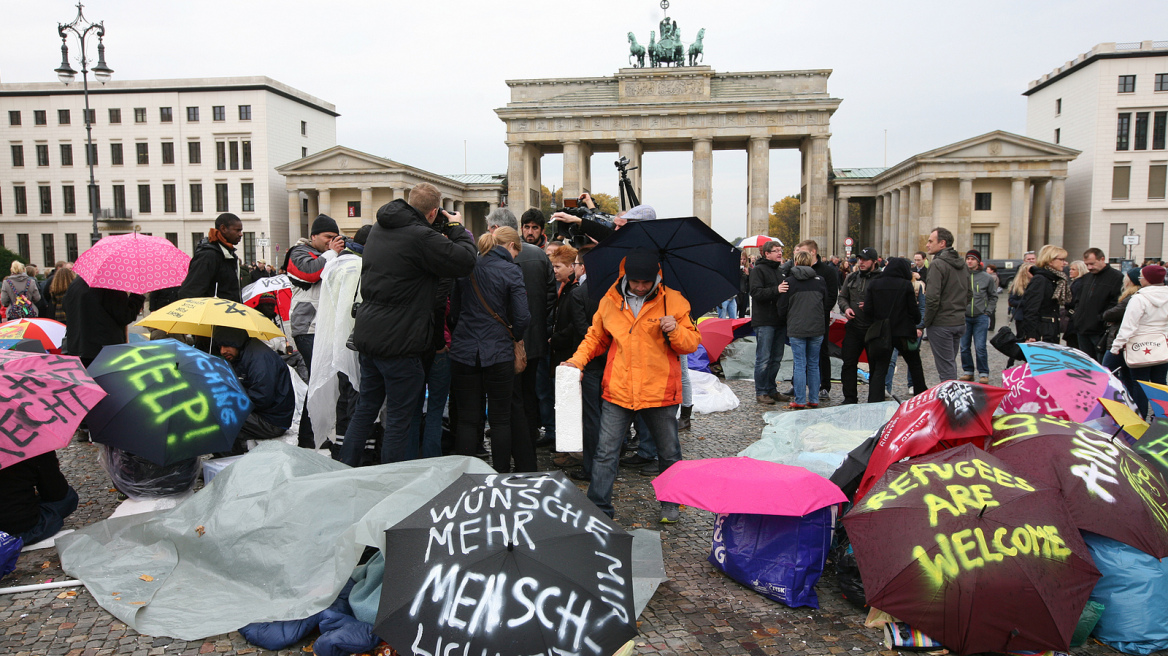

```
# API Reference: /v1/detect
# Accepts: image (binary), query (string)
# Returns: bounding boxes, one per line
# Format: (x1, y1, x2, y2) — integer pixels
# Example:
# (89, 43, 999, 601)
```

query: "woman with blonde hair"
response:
(1019, 245, 1069, 344)
(1065, 260, 1089, 349)
(1, 260, 42, 319)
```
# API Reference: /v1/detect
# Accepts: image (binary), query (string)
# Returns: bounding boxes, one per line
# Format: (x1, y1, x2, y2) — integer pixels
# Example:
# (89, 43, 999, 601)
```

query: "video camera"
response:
(547, 196, 615, 249)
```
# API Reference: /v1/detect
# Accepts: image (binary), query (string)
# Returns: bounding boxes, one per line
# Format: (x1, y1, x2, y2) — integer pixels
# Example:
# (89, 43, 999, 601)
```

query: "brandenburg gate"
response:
(495, 65, 842, 245)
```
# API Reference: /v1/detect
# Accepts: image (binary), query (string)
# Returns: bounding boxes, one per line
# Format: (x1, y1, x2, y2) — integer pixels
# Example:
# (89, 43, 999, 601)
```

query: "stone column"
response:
(898, 186, 911, 256)
(578, 141, 593, 195)
(957, 177, 974, 254)
(805, 135, 830, 246)
(287, 190, 302, 242)
(835, 194, 850, 256)
(562, 140, 582, 199)
(889, 189, 901, 256)
(454, 200, 464, 215)
(692, 137, 713, 226)
(908, 183, 921, 253)
(882, 192, 893, 256)
(507, 141, 542, 212)
(1010, 177, 1028, 259)
(1029, 179, 1048, 250)
(1049, 176, 1066, 248)
(874, 195, 885, 255)
(306, 190, 319, 221)
(443, 198, 454, 212)
(748, 137, 771, 237)
(617, 139, 643, 205)
(318, 188, 332, 219)
(918, 177, 934, 251)
(360, 187, 373, 226)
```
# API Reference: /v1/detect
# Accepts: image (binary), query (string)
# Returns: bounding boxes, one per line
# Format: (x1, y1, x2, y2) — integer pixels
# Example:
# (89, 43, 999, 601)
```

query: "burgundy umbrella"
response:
(843, 444, 1100, 655)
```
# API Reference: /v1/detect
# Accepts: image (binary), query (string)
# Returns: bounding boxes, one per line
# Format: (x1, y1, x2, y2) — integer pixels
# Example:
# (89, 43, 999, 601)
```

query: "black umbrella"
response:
(375, 472, 637, 656)
(584, 216, 740, 316)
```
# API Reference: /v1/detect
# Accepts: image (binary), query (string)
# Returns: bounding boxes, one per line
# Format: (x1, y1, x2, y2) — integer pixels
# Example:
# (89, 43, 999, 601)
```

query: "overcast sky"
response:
(2, 0, 1165, 239)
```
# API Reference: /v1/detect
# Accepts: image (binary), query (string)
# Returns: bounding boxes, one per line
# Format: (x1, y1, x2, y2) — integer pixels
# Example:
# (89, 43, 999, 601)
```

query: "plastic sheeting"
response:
(307, 254, 362, 446)
(687, 344, 711, 373)
(690, 370, 740, 414)
(555, 365, 583, 452)
(719, 337, 845, 382)
(738, 402, 899, 478)
(57, 441, 495, 641)
(1085, 532, 1168, 655)
(99, 445, 200, 500)
(1, 531, 20, 578)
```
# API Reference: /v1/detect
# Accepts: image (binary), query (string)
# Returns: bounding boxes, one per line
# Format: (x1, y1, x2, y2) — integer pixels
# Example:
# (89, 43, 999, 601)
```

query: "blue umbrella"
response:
(85, 339, 252, 465)
(583, 217, 741, 316)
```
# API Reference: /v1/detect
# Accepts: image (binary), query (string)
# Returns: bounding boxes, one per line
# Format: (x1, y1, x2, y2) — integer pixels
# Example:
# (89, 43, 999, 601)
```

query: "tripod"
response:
(616, 158, 640, 211)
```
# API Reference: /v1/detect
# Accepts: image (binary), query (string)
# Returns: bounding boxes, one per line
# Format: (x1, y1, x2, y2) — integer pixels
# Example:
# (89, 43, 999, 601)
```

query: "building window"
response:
(84, 109, 95, 125)
(138, 184, 151, 213)
(108, 108, 121, 124)
(302, 147, 307, 158)
(136, 142, 149, 165)
(86, 143, 98, 166)
(1155, 112, 1167, 150)
(11, 144, 24, 167)
(36, 144, 49, 167)
(1118, 113, 1131, 150)
(87, 184, 100, 213)
(238, 105, 251, 120)
(212, 106, 225, 121)
(1055, 98, 1062, 115)
(165, 232, 178, 247)
(216, 142, 226, 170)
(189, 141, 201, 164)
(39, 186, 52, 214)
(974, 192, 992, 211)
(1148, 223, 1165, 259)
(241, 182, 254, 212)
(229, 141, 239, 170)
(110, 142, 123, 166)
(1113, 165, 1132, 200)
(1157, 74, 1168, 92)
(60, 143, 73, 166)
(1119, 75, 1136, 93)
(65, 234, 78, 261)
(14, 185, 27, 214)
(112, 185, 126, 215)
(191, 232, 202, 250)
(348, 201, 361, 218)
(243, 232, 256, 264)
(160, 107, 173, 123)
(972, 233, 991, 257)
(17, 234, 29, 261)
(34, 110, 47, 125)
(134, 107, 146, 123)
(163, 184, 176, 212)
(186, 107, 199, 122)
(242, 141, 251, 170)
(8, 110, 20, 126)
(1136, 112, 1150, 150)
(215, 183, 229, 212)
(301, 121, 307, 136)
(62, 185, 75, 214)
(58, 109, 70, 125)
(302, 198, 308, 214)
(1055, 128, 1061, 144)
(161, 142, 174, 165)
(190, 183, 203, 212)
(1151, 164, 1168, 200)
(42, 234, 54, 268)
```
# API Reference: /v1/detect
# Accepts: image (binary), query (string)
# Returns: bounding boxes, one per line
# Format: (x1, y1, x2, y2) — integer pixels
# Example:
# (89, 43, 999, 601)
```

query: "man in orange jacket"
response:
(563, 249, 701, 523)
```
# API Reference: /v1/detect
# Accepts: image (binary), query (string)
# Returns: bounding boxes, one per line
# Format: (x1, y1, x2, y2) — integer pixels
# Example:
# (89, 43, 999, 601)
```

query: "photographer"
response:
(548, 193, 619, 245)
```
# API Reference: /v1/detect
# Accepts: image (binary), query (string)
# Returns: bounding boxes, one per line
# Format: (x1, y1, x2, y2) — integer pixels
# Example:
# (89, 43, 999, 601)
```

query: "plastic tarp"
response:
(307, 254, 362, 446)
(0, 531, 20, 578)
(690, 370, 740, 414)
(687, 344, 711, 373)
(1084, 532, 1168, 655)
(707, 506, 835, 608)
(738, 402, 899, 479)
(56, 441, 495, 640)
(719, 337, 845, 382)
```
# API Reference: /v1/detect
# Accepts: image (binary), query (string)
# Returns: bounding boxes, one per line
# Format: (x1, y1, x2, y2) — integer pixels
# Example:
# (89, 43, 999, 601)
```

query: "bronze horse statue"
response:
(628, 32, 646, 67)
(688, 28, 705, 66)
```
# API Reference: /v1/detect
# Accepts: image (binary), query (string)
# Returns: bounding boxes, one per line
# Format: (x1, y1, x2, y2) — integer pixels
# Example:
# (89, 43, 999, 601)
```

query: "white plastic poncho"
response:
(307, 254, 362, 446)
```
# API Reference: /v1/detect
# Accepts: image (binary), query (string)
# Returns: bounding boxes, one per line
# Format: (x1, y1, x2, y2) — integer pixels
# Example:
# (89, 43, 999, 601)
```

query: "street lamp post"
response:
(54, 2, 113, 247)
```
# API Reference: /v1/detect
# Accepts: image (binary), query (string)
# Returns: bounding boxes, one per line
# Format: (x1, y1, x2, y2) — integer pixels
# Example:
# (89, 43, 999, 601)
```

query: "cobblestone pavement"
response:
(0, 336, 1132, 656)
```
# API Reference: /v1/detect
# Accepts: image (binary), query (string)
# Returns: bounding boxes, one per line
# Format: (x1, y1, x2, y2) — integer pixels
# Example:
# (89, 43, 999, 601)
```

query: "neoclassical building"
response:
(831, 131, 1079, 259)
(276, 146, 505, 238)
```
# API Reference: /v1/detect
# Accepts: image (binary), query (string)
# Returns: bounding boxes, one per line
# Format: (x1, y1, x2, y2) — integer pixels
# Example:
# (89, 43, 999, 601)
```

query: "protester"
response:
(959, 249, 998, 384)
(564, 248, 700, 523)
(23, 264, 49, 317)
(778, 240, 837, 399)
(340, 183, 477, 466)
(1109, 264, 1168, 417)
(922, 227, 970, 382)
(212, 326, 294, 455)
(911, 251, 929, 283)
(2, 260, 42, 319)
(0, 451, 78, 547)
(1071, 248, 1124, 362)
(62, 275, 145, 367)
(748, 241, 788, 404)
(837, 248, 878, 404)
(776, 249, 828, 409)
(865, 257, 928, 402)
(886, 271, 929, 396)
(521, 208, 548, 249)
(548, 244, 580, 366)
(177, 213, 244, 303)
(1101, 268, 1143, 413)
(48, 267, 76, 325)
(39, 261, 66, 319)
(1064, 260, 1088, 350)
(1019, 245, 1069, 344)
(555, 245, 603, 481)
(1006, 264, 1033, 368)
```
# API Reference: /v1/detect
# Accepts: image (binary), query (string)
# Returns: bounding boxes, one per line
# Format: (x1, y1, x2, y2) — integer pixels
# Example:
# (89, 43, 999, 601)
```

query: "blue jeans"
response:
(340, 354, 425, 466)
(754, 325, 787, 397)
(717, 298, 737, 319)
(590, 401, 681, 518)
(789, 336, 823, 405)
(581, 367, 603, 477)
(960, 314, 991, 377)
(15, 486, 78, 547)
(635, 415, 657, 460)
(405, 351, 451, 460)
(1106, 350, 1168, 418)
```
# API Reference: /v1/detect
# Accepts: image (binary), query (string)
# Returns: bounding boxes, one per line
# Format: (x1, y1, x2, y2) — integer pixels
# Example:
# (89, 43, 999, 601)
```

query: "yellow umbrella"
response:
(137, 297, 285, 341)
(1100, 397, 1150, 440)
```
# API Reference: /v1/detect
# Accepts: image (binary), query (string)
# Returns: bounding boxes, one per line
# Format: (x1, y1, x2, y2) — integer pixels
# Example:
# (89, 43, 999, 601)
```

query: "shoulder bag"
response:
(1123, 332, 1168, 368)
(470, 273, 527, 373)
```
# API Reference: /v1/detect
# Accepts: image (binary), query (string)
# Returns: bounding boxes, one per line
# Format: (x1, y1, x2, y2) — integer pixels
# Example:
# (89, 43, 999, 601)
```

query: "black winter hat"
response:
(623, 248, 660, 281)
(966, 249, 983, 263)
(212, 325, 250, 349)
(311, 214, 340, 236)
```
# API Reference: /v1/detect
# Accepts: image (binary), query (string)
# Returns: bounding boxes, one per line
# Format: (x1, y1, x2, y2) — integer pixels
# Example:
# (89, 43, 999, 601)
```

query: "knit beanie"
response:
(1127, 267, 1142, 286)
(1142, 264, 1166, 285)
(965, 249, 982, 263)
(623, 249, 660, 281)
(311, 214, 340, 236)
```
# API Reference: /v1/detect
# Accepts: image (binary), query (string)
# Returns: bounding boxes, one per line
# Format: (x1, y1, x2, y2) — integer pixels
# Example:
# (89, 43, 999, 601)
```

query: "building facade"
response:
(1025, 41, 1168, 262)
(0, 76, 337, 266)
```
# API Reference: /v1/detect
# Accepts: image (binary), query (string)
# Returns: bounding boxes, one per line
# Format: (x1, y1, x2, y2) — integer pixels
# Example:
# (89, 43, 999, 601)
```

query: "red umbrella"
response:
(855, 380, 1008, 501)
(696, 317, 751, 362)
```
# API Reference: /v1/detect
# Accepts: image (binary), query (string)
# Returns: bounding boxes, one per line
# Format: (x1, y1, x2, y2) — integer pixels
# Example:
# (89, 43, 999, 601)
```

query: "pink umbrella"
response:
(652, 457, 847, 515)
(0, 318, 67, 354)
(1000, 362, 1134, 423)
(0, 350, 107, 469)
(73, 233, 191, 294)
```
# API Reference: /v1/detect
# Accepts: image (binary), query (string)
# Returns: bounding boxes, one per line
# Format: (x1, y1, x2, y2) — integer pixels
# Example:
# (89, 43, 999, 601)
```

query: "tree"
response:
(0, 246, 24, 281)
(767, 196, 801, 251)
(539, 185, 563, 218)
(591, 192, 620, 215)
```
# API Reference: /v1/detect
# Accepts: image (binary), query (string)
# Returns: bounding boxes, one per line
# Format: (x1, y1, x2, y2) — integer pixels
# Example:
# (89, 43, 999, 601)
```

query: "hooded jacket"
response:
(1072, 265, 1124, 335)
(776, 265, 827, 338)
(1111, 285, 1168, 353)
(863, 258, 922, 339)
(215, 327, 295, 430)
(966, 268, 999, 318)
(450, 246, 530, 369)
(838, 267, 877, 328)
(923, 247, 971, 328)
(748, 258, 786, 327)
(178, 238, 242, 303)
(1019, 267, 1063, 340)
(352, 199, 477, 360)
(285, 239, 339, 337)
(567, 259, 701, 410)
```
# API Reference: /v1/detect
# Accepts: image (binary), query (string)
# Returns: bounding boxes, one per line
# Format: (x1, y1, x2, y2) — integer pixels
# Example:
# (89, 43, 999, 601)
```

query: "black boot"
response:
(678, 405, 692, 432)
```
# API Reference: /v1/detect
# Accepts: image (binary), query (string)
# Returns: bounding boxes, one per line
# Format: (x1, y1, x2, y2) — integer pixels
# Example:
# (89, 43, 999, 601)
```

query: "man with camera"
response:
(339, 183, 477, 465)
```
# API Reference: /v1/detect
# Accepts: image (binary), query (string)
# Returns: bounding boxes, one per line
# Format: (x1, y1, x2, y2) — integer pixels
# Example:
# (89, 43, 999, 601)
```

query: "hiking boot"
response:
(769, 391, 791, 402)
(979, 375, 990, 385)
(620, 453, 655, 467)
(959, 374, 974, 382)
(756, 394, 776, 405)
(569, 467, 591, 482)
(678, 405, 692, 431)
(659, 503, 680, 524)
(639, 461, 660, 476)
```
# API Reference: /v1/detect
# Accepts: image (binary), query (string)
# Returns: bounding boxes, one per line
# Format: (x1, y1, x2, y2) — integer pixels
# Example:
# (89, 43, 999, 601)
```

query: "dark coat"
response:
(1071, 265, 1124, 335)
(813, 257, 839, 320)
(219, 333, 295, 430)
(549, 279, 580, 367)
(0, 451, 70, 536)
(776, 266, 827, 338)
(863, 258, 922, 339)
(1020, 267, 1063, 340)
(353, 199, 477, 360)
(748, 258, 785, 327)
(513, 242, 556, 359)
(178, 238, 242, 303)
(554, 278, 605, 372)
(838, 268, 878, 329)
(450, 246, 531, 369)
(63, 276, 144, 362)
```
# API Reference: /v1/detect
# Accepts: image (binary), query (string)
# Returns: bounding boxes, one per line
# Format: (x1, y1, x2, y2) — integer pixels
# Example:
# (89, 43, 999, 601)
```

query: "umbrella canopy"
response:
(0, 338, 46, 353)
(1099, 397, 1149, 440)
(737, 235, 782, 249)
(1138, 380, 1168, 418)
(85, 339, 252, 465)
(0, 351, 107, 469)
(1135, 418, 1168, 482)
(375, 471, 637, 656)
(73, 232, 191, 294)
(843, 444, 1101, 655)
(584, 217, 741, 317)
(986, 412, 1168, 559)
(694, 317, 751, 362)
(652, 457, 846, 515)
(136, 297, 284, 341)
(240, 274, 292, 302)
(1001, 343, 1136, 422)
(855, 380, 1007, 501)
(0, 318, 66, 354)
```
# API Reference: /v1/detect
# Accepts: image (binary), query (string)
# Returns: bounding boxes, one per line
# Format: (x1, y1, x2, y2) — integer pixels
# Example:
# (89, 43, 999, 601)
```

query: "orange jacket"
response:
(567, 266, 701, 410)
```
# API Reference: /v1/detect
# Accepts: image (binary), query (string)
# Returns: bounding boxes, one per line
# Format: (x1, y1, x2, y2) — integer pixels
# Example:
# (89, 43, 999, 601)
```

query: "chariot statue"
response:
(626, 1, 704, 68)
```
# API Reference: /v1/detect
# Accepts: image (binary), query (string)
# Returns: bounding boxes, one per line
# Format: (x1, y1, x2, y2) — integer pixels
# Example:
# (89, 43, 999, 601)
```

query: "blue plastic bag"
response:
(707, 507, 834, 608)
(1084, 532, 1168, 655)
(1, 531, 22, 579)
(687, 344, 711, 373)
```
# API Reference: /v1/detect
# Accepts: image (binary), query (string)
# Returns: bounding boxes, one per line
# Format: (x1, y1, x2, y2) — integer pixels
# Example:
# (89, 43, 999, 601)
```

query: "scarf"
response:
(208, 227, 235, 249)
(1047, 266, 1072, 306)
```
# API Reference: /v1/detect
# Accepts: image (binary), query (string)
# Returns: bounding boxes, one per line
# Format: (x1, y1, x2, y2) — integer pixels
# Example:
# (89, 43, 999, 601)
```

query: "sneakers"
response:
(620, 454, 655, 467)
(756, 394, 776, 405)
(979, 375, 990, 385)
(819, 389, 830, 400)
(959, 374, 974, 382)
(659, 503, 680, 524)
(639, 462, 659, 476)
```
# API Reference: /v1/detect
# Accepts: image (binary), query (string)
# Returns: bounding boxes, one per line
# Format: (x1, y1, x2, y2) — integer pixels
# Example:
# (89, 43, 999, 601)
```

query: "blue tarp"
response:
(1085, 532, 1168, 655)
